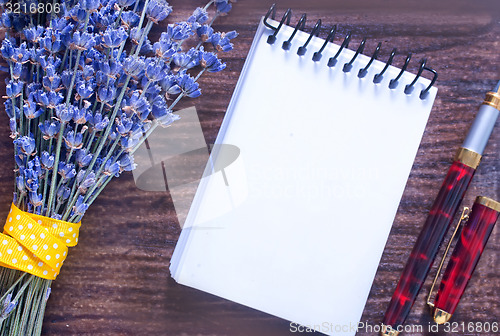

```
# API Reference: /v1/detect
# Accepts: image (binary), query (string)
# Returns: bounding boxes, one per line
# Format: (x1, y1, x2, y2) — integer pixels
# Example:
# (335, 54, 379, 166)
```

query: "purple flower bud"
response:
(41, 151, 55, 169)
(5, 80, 23, 98)
(29, 191, 43, 207)
(78, 172, 96, 193)
(89, 112, 109, 131)
(16, 176, 25, 193)
(117, 0, 136, 6)
(146, 0, 173, 24)
(172, 48, 200, 69)
(64, 130, 84, 149)
(1, 39, 14, 60)
(123, 56, 145, 77)
(14, 136, 36, 156)
(102, 27, 128, 49)
(39, 120, 61, 140)
(24, 169, 39, 192)
(158, 75, 181, 94)
(215, 0, 232, 14)
(120, 11, 140, 28)
(70, 31, 96, 51)
(35, 90, 63, 109)
(76, 81, 94, 99)
(23, 101, 43, 119)
(11, 62, 22, 80)
(57, 185, 71, 200)
(73, 195, 89, 216)
(76, 169, 86, 184)
(9, 118, 17, 138)
(81, 0, 100, 12)
(201, 51, 226, 72)
(55, 104, 76, 123)
(145, 57, 168, 82)
(23, 26, 44, 43)
(76, 149, 93, 167)
(118, 153, 137, 171)
(58, 162, 76, 181)
(188, 7, 209, 25)
(0, 293, 17, 319)
(27, 156, 42, 177)
(178, 73, 201, 98)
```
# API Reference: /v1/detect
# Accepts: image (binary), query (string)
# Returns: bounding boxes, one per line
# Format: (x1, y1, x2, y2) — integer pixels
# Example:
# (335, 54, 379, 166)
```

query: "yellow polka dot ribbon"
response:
(0, 203, 81, 280)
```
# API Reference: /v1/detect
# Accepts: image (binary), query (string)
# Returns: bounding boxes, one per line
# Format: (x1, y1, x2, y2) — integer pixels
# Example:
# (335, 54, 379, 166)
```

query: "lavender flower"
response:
(201, 51, 226, 72)
(29, 191, 43, 207)
(1, 2, 236, 332)
(5, 81, 23, 99)
(14, 136, 36, 156)
(40, 35, 62, 54)
(209, 31, 237, 52)
(121, 11, 140, 28)
(188, 7, 209, 26)
(102, 27, 128, 49)
(76, 149, 93, 167)
(23, 26, 44, 43)
(77, 171, 96, 193)
(57, 186, 71, 201)
(39, 120, 61, 140)
(35, 91, 64, 109)
(55, 104, 77, 123)
(76, 81, 94, 99)
(24, 169, 39, 192)
(11, 43, 31, 63)
(70, 32, 96, 50)
(0, 293, 17, 320)
(58, 162, 77, 181)
(103, 159, 120, 176)
(16, 176, 26, 194)
(116, 0, 136, 7)
(64, 130, 84, 149)
(146, 0, 173, 24)
(215, 0, 233, 14)
(172, 48, 200, 69)
(159, 75, 181, 94)
(81, 0, 100, 12)
(73, 195, 89, 216)
(123, 56, 145, 77)
(41, 151, 55, 169)
(88, 112, 110, 131)
(178, 73, 201, 98)
(145, 58, 168, 82)
(23, 103, 43, 120)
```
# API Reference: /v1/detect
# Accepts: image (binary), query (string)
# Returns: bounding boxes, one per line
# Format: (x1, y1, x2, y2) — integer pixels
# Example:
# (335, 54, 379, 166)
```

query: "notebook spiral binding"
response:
(263, 4, 438, 99)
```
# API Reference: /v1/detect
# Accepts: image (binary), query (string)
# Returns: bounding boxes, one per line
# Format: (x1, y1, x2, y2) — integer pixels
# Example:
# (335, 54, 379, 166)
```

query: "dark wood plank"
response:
(0, 1, 498, 335)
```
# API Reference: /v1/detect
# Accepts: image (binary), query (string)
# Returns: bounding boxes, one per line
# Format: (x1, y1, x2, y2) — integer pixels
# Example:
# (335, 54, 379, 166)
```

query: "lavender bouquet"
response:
(0, 0, 236, 334)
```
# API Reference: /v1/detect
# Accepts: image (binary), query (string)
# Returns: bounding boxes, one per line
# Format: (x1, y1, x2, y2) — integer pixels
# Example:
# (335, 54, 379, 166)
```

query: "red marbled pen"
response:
(432, 196, 500, 324)
(381, 81, 500, 336)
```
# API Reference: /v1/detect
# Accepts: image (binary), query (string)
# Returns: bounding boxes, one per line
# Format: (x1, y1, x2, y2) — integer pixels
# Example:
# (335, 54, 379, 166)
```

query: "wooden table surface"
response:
(0, 0, 499, 335)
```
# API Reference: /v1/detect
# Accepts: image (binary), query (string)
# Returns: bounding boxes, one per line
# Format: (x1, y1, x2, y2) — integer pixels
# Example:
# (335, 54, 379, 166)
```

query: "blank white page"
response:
(170, 18, 437, 336)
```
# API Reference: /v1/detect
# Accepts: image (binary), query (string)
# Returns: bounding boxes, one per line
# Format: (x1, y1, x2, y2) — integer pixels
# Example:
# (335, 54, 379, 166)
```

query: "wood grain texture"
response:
(0, 0, 499, 335)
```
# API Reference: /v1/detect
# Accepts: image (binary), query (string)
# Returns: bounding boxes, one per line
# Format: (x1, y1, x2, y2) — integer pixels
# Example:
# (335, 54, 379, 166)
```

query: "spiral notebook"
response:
(170, 7, 438, 336)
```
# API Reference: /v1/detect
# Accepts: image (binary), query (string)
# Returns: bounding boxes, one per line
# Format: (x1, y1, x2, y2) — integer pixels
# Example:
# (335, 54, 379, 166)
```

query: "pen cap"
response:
(434, 196, 500, 317)
(462, 83, 500, 155)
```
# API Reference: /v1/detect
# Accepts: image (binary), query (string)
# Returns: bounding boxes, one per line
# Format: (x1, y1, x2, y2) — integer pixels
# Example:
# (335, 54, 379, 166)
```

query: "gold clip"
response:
(427, 207, 470, 310)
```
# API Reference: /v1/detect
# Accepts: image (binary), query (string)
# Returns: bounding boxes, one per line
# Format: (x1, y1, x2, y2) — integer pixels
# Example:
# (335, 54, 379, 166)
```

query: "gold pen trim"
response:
(433, 308, 452, 324)
(380, 325, 400, 336)
(475, 196, 500, 212)
(483, 90, 500, 110)
(454, 147, 481, 169)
